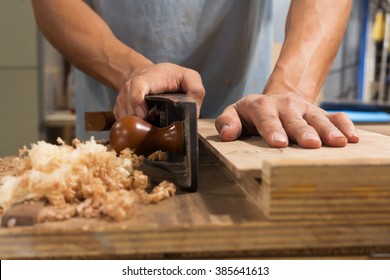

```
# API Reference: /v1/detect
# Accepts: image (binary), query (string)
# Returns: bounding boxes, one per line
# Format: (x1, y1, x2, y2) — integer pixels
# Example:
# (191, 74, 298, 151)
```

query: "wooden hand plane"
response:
(84, 94, 198, 192)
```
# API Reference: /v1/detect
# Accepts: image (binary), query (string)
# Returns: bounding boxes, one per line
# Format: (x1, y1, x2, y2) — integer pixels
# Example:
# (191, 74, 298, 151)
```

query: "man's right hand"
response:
(114, 63, 205, 120)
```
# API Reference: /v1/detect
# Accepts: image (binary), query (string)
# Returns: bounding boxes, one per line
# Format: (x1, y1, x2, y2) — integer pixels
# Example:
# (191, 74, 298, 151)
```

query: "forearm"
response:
(264, 0, 352, 102)
(32, 0, 152, 91)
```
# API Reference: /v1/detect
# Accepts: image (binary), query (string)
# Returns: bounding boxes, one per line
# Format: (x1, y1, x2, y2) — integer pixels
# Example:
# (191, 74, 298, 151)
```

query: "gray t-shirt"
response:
(76, 0, 273, 140)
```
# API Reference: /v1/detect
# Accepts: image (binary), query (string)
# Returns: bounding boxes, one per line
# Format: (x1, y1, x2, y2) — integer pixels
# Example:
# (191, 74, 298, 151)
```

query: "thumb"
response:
(215, 105, 242, 141)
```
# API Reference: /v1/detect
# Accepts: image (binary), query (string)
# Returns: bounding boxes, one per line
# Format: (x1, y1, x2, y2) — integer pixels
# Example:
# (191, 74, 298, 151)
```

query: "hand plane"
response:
(84, 94, 198, 192)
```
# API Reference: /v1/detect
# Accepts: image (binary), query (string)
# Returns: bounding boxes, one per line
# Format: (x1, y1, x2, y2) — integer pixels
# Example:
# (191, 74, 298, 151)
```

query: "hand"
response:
(215, 93, 359, 148)
(114, 63, 205, 120)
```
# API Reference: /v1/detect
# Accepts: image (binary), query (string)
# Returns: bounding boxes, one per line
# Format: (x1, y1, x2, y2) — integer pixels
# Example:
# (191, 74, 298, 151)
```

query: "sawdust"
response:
(0, 138, 175, 222)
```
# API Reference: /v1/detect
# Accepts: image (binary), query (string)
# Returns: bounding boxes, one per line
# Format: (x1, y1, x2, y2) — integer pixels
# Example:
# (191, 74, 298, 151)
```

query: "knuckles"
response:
(329, 112, 348, 123)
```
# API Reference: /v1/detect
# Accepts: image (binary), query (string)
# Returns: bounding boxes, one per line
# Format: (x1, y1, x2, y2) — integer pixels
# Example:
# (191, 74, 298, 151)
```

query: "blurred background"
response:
(0, 0, 385, 157)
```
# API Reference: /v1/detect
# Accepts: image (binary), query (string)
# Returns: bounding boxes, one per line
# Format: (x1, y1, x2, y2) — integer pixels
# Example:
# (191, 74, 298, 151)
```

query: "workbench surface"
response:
(0, 123, 389, 259)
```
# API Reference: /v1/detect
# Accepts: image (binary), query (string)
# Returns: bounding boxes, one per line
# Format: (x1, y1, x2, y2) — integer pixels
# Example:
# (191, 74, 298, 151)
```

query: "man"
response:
(32, 0, 359, 148)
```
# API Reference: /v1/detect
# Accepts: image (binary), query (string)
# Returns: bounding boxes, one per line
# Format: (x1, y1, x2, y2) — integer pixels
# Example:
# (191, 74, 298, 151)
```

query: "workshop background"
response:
(0, 0, 373, 157)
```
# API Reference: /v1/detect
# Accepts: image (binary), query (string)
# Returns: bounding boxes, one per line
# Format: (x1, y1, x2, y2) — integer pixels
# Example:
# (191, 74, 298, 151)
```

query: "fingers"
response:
(128, 76, 150, 119)
(114, 63, 205, 120)
(279, 109, 360, 148)
(327, 112, 359, 143)
(303, 111, 347, 147)
(236, 95, 289, 148)
(225, 93, 359, 149)
(281, 111, 322, 148)
(216, 95, 291, 148)
(215, 105, 243, 141)
(255, 94, 355, 148)
(304, 111, 359, 146)
(181, 69, 205, 118)
(114, 78, 148, 120)
(256, 116, 290, 148)
(114, 81, 132, 119)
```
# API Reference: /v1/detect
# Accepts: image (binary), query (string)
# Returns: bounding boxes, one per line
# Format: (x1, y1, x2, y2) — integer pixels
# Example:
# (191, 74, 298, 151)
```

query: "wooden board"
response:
(198, 120, 390, 179)
(1, 123, 390, 259)
(198, 119, 390, 220)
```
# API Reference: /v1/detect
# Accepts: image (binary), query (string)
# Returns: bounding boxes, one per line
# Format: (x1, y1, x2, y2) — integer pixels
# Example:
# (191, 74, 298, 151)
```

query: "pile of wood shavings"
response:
(0, 138, 175, 222)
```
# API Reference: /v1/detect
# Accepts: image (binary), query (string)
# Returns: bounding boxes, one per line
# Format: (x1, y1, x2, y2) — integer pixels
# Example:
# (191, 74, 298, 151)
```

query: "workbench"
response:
(0, 121, 389, 259)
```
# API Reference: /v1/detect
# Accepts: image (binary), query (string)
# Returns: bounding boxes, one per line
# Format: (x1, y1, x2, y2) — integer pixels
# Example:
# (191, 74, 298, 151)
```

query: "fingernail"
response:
(304, 131, 320, 142)
(220, 124, 229, 138)
(135, 106, 146, 119)
(330, 130, 345, 138)
(272, 132, 287, 143)
(350, 128, 359, 138)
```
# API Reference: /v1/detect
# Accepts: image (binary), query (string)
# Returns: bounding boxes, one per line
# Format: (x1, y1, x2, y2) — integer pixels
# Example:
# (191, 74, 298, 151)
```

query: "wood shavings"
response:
(147, 150, 168, 161)
(0, 138, 175, 222)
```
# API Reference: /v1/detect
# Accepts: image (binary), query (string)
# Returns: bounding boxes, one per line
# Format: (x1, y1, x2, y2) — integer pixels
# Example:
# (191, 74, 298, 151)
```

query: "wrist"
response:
(116, 50, 154, 92)
(263, 65, 319, 103)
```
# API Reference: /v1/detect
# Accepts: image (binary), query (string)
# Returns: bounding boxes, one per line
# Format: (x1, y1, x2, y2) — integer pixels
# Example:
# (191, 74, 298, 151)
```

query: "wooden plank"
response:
(263, 159, 390, 219)
(198, 119, 390, 179)
(1, 216, 390, 259)
(198, 119, 390, 221)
